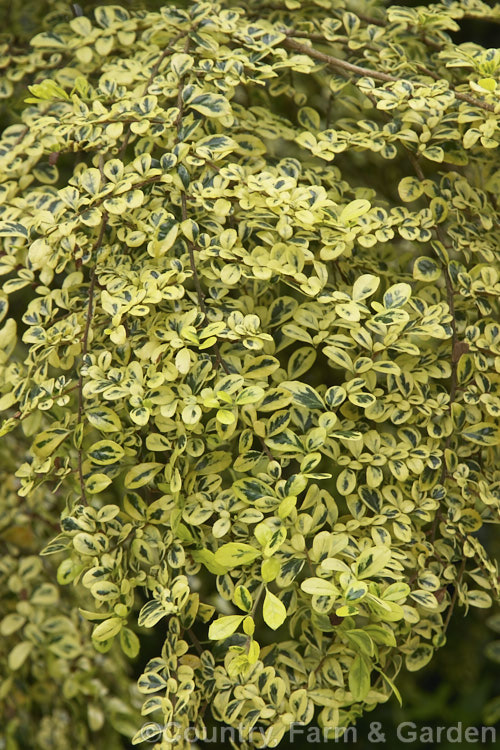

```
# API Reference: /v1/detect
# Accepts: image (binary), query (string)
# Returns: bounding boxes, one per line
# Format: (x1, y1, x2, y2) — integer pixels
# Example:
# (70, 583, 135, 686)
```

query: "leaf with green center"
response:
(352, 274, 380, 300)
(279, 381, 324, 410)
(462, 422, 499, 446)
(383, 283, 412, 309)
(124, 463, 163, 489)
(355, 546, 392, 579)
(88, 440, 125, 465)
(188, 93, 231, 117)
(32, 427, 69, 458)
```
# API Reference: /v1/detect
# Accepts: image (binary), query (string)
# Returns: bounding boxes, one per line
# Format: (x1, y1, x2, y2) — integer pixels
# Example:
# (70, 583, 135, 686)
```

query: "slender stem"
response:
(118, 31, 187, 157)
(187, 628, 204, 655)
(283, 36, 398, 82)
(173, 37, 234, 383)
(281, 37, 496, 113)
(259, 440, 275, 463)
(180, 194, 207, 315)
(284, 28, 379, 52)
(24, 510, 60, 532)
(443, 557, 466, 633)
(213, 345, 230, 375)
(251, 583, 265, 617)
(402, 149, 462, 544)
(76, 216, 108, 504)
(355, 10, 386, 28)
(304, 548, 316, 578)
(285, 30, 333, 42)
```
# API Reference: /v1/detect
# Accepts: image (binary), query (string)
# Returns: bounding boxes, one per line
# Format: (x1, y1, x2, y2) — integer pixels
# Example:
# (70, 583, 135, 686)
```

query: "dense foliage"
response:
(0, 1, 499, 748)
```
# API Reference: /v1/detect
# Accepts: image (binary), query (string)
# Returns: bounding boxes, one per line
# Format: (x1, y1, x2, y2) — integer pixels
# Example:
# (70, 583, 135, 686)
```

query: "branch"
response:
(281, 37, 496, 113)
(180, 193, 207, 316)
(187, 628, 204, 655)
(174, 37, 210, 322)
(118, 31, 187, 157)
(443, 556, 466, 633)
(404, 152, 462, 543)
(284, 28, 379, 52)
(173, 38, 234, 381)
(172, 39, 275, 463)
(354, 10, 386, 28)
(283, 36, 397, 82)
(76, 215, 108, 504)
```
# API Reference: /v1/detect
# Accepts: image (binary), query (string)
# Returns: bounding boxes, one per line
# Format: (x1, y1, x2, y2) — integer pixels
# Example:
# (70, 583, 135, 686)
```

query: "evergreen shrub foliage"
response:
(0, 1, 499, 748)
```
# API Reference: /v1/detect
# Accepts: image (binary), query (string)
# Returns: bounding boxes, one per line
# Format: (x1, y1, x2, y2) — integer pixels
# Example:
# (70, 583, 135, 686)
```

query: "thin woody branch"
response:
(76, 215, 108, 504)
(282, 36, 496, 113)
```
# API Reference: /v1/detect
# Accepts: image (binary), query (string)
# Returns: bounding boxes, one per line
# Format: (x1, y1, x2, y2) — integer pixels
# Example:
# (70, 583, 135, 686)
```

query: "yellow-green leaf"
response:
(8, 641, 33, 671)
(301, 578, 339, 597)
(92, 616, 123, 642)
(87, 407, 122, 433)
(355, 546, 392, 579)
(462, 422, 499, 446)
(352, 274, 380, 300)
(188, 92, 230, 118)
(348, 654, 371, 701)
(120, 627, 140, 658)
(263, 589, 287, 630)
(208, 615, 244, 640)
(340, 199, 370, 223)
(124, 463, 163, 489)
(32, 428, 69, 458)
(214, 542, 261, 567)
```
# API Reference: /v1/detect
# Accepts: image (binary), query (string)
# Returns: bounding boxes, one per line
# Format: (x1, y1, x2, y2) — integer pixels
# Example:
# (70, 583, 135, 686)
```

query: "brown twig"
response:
(174, 38, 209, 316)
(443, 556, 466, 632)
(355, 10, 386, 28)
(180, 194, 207, 315)
(187, 628, 204, 655)
(282, 37, 496, 113)
(25, 509, 61, 532)
(118, 31, 187, 157)
(173, 38, 234, 382)
(404, 152, 461, 542)
(284, 28, 379, 53)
